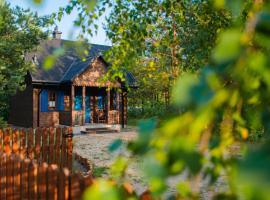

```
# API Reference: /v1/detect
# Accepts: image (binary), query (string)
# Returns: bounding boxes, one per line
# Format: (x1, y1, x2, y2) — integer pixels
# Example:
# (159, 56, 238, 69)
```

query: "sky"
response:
(7, 0, 111, 45)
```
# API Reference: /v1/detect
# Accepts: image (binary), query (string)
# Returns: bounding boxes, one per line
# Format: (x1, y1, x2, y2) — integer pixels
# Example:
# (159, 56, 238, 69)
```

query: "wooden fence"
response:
(0, 152, 93, 200)
(0, 128, 151, 200)
(0, 128, 73, 170)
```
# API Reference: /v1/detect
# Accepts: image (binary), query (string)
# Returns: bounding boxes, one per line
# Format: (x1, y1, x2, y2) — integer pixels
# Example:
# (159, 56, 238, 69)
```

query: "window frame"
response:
(64, 95, 70, 111)
(48, 91, 57, 111)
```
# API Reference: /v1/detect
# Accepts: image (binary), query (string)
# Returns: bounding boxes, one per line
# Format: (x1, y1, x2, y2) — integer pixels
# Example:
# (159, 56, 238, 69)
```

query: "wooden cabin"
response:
(8, 29, 135, 130)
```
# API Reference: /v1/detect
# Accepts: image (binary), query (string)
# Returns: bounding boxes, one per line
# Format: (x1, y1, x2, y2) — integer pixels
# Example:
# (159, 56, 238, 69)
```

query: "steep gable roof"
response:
(27, 39, 136, 87)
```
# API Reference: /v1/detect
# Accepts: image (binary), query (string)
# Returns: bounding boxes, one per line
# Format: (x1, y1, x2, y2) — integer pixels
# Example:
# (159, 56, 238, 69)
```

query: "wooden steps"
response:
(80, 127, 118, 134)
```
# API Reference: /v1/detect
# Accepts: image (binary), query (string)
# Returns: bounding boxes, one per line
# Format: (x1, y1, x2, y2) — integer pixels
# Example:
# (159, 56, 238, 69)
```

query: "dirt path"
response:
(73, 129, 149, 194)
(73, 129, 228, 198)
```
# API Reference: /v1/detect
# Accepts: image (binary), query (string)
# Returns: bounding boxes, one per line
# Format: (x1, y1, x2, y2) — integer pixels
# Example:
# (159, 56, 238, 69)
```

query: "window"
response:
(64, 95, 70, 111)
(48, 91, 56, 110)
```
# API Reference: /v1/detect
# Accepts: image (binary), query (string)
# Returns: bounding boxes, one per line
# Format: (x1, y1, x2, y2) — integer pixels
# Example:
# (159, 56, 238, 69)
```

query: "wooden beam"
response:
(107, 89, 110, 124)
(82, 86, 86, 125)
(121, 91, 124, 128)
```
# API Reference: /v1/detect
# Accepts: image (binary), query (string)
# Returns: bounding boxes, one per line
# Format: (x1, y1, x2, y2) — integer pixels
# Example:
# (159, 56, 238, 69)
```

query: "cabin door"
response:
(93, 95, 106, 123)
(85, 96, 91, 123)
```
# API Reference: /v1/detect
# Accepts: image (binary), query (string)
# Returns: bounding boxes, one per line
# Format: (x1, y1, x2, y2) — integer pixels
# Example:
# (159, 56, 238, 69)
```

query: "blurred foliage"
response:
(67, 0, 270, 199)
(11, 0, 270, 199)
(0, 2, 52, 127)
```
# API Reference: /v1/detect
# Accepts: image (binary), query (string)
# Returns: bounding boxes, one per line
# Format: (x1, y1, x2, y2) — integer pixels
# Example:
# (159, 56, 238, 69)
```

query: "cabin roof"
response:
(27, 39, 136, 87)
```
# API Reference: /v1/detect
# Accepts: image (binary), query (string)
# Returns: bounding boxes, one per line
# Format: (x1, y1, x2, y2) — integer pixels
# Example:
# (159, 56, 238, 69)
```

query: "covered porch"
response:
(58, 85, 127, 128)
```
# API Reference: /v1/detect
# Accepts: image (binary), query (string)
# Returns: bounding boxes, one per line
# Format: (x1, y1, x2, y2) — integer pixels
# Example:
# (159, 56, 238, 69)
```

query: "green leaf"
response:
(172, 73, 199, 106)
(213, 29, 242, 63)
(82, 179, 120, 200)
(108, 139, 123, 152)
(43, 55, 56, 70)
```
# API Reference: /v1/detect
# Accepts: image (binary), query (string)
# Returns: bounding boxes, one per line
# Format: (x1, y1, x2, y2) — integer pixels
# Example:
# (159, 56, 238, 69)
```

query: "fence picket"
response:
(35, 128, 42, 163)
(28, 129, 34, 160)
(4, 129, 11, 155)
(42, 128, 49, 163)
(29, 161, 38, 200)
(0, 129, 3, 152)
(19, 129, 27, 158)
(0, 153, 6, 200)
(12, 129, 19, 154)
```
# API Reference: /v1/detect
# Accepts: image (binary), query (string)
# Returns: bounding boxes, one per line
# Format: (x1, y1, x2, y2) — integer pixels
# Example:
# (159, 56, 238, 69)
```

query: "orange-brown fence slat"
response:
(12, 129, 19, 155)
(61, 129, 67, 169)
(21, 158, 30, 200)
(48, 164, 58, 200)
(67, 128, 73, 171)
(28, 129, 34, 160)
(55, 128, 62, 167)
(4, 129, 11, 155)
(0, 153, 6, 200)
(0, 129, 3, 152)
(6, 154, 13, 200)
(19, 129, 27, 158)
(70, 173, 81, 200)
(42, 128, 49, 163)
(37, 162, 48, 200)
(13, 155, 21, 200)
(28, 161, 38, 200)
(35, 128, 42, 163)
(49, 128, 55, 165)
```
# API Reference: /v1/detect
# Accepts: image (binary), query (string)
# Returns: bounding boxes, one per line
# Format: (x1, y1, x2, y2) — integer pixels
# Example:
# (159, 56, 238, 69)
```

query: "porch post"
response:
(82, 86, 86, 125)
(70, 85, 75, 126)
(116, 91, 120, 124)
(107, 88, 110, 124)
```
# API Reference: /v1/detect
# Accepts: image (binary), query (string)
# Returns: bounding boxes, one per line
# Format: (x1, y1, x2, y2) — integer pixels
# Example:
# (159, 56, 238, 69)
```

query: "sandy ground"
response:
(73, 128, 149, 195)
(73, 128, 227, 198)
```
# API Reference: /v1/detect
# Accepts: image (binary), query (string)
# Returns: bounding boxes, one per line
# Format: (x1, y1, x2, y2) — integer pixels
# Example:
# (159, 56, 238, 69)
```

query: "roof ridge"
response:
(60, 57, 94, 82)
(59, 59, 78, 82)
(50, 39, 112, 47)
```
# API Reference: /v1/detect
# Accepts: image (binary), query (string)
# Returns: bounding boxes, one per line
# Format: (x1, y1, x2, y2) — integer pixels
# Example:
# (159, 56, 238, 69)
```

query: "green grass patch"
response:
(92, 166, 109, 177)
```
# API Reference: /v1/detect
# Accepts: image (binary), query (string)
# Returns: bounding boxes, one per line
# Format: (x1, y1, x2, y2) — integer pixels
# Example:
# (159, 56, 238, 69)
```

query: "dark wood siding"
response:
(8, 85, 33, 127)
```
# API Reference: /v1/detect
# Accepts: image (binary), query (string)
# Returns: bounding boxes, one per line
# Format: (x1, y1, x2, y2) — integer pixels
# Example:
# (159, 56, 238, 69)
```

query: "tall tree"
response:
(61, 0, 230, 114)
(0, 2, 52, 126)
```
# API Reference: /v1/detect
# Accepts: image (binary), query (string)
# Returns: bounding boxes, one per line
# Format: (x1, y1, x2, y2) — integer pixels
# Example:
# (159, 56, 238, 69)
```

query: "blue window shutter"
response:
(74, 96, 82, 110)
(57, 91, 64, 111)
(85, 96, 91, 123)
(40, 90, 48, 112)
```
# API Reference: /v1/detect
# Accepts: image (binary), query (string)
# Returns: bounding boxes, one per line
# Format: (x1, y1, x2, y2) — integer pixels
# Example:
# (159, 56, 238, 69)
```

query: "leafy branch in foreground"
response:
(82, 1, 270, 199)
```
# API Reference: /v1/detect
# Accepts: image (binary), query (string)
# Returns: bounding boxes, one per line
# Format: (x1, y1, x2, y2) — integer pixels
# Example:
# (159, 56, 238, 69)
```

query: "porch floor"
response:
(59, 123, 122, 134)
